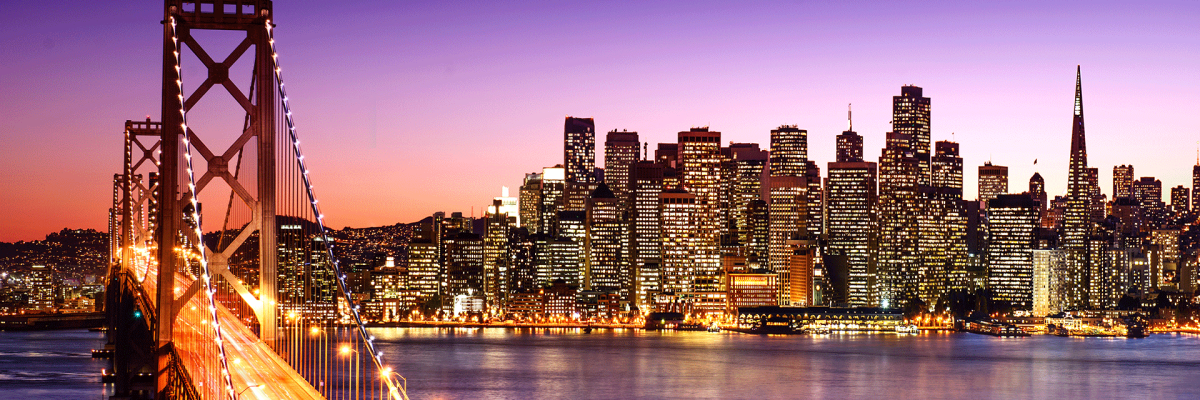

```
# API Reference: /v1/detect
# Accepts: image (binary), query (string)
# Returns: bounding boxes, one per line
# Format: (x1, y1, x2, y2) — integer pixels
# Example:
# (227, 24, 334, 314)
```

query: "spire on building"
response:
(848, 103, 853, 131)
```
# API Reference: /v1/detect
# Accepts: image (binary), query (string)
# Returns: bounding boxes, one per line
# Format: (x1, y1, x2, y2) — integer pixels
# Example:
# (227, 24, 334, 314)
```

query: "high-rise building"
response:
(837, 108, 864, 163)
(1113, 165, 1134, 199)
(1062, 66, 1093, 310)
(407, 240, 440, 300)
(539, 166, 566, 235)
(444, 232, 485, 299)
(677, 128, 723, 294)
(826, 159, 877, 307)
(631, 161, 664, 308)
(483, 199, 511, 307)
(1171, 185, 1190, 214)
(519, 173, 542, 233)
(746, 200, 770, 267)
(1132, 176, 1164, 214)
(585, 184, 627, 298)
(27, 265, 54, 311)
(770, 126, 807, 177)
(604, 130, 640, 202)
(1193, 164, 1200, 213)
(769, 176, 807, 305)
(564, 117, 596, 184)
(805, 161, 823, 238)
(1031, 249, 1068, 316)
(918, 140, 967, 306)
(878, 131, 920, 307)
(987, 195, 1040, 310)
(787, 238, 818, 307)
(978, 162, 1009, 206)
(660, 189, 699, 297)
(1029, 172, 1047, 218)
(728, 144, 768, 247)
(893, 86, 932, 186)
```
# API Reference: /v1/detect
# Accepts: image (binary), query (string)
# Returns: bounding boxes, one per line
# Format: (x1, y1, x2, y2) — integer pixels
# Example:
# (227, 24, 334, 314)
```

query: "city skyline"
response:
(2, 1, 1199, 241)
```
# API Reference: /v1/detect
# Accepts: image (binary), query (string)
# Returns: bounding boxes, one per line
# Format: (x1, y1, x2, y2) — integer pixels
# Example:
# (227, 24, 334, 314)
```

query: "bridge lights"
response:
(133, 310, 142, 319)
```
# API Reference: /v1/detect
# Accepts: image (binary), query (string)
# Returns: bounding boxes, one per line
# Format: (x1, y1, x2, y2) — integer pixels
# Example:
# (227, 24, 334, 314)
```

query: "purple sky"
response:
(1, 1, 1198, 241)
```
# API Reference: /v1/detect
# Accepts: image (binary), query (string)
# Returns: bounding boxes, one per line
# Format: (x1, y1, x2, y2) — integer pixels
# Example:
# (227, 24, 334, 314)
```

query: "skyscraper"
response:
(987, 194, 1040, 310)
(1062, 66, 1093, 310)
(918, 140, 967, 306)
(769, 175, 806, 305)
(836, 107, 864, 163)
(893, 86, 932, 186)
(978, 162, 1009, 206)
(1113, 165, 1134, 199)
(770, 126, 808, 177)
(564, 117, 596, 184)
(1132, 176, 1164, 214)
(603, 130, 640, 202)
(805, 161, 823, 238)
(519, 173, 543, 233)
(539, 166, 566, 235)
(727, 144, 768, 248)
(826, 157, 877, 307)
(585, 184, 627, 298)
(878, 131, 920, 307)
(677, 128, 722, 294)
(1171, 185, 1190, 214)
(1193, 164, 1200, 213)
(659, 189, 699, 298)
(1029, 172, 1047, 218)
(631, 161, 664, 308)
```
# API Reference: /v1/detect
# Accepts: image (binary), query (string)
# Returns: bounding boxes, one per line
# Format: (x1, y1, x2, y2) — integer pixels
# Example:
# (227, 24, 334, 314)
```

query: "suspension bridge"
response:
(102, 1, 407, 398)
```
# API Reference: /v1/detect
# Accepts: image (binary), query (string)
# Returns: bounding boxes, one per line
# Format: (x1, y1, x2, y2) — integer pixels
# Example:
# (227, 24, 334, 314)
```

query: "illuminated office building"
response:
(1029, 172, 1047, 218)
(660, 189, 699, 296)
(604, 130, 640, 202)
(677, 128, 722, 293)
(565, 117, 596, 184)
(540, 166, 566, 235)
(1171, 185, 1190, 214)
(987, 195, 1040, 310)
(728, 144, 768, 246)
(978, 162, 1008, 206)
(769, 176, 806, 305)
(1193, 164, 1200, 213)
(836, 107, 863, 163)
(27, 265, 55, 311)
(444, 232, 485, 300)
(893, 86, 932, 186)
(631, 161, 664, 307)
(1113, 165, 1134, 199)
(826, 158, 877, 307)
(770, 125, 807, 177)
(556, 211, 587, 285)
(746, 200, 770, 266)
(1032, 249, 1068, 316)
(917, 140, 967, 306)
(1062, 67, 1094, 310)
(407, 240, 440, 300)
(1132, 176, 1164, 214)
(877, 131, 920, 307)
(484, 199, 511, 306)
(585, 184, 628, 298)
(805, 161, 823, 238)
(519, 173, 542, 233)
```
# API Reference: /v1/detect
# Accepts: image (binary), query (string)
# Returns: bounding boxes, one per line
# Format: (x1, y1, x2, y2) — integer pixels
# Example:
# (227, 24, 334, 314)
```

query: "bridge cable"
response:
(265, 19, 409, 400)
(170, 15, 239, 400)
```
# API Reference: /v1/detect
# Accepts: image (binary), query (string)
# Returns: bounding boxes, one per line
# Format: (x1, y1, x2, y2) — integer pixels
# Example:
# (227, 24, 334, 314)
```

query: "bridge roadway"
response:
(144, 267, 324, 399)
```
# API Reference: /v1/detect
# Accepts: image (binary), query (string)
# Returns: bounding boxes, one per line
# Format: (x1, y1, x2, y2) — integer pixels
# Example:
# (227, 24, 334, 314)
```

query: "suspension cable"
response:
(169, 15, 238, 400)
(264, 19, 409, 400)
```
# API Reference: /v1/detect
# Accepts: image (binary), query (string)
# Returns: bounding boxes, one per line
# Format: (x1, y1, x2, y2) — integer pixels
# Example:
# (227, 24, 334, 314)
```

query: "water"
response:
(371, 328, 1200, 400)
(5, 328, 1200, 399)
(0, 329, 110, 400)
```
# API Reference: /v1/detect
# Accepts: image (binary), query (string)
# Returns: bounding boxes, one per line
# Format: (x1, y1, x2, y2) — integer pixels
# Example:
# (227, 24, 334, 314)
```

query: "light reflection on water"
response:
(0, 329, 110, 400)
(371, 327, 1200, 399)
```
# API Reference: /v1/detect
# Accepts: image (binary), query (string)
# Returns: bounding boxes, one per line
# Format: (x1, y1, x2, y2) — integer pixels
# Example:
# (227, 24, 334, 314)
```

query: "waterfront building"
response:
(826, 159, 877, 307)
(787, 238, 818, 307)
(565, 117, 596, 184)
(1032, 249, 1068, 316)
(893, 86, 932, 186)
(726, 272, 779, 314)
(407, 240, 440, 300)
(631, 161, 664, 308)
(27, 265, 54, 311)
(987, 194, 1040, 310)
(978, 162, 1009, 206)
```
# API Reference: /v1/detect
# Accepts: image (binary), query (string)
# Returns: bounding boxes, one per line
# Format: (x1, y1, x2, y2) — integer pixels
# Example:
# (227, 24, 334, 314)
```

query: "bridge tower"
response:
(156, 0, 279, 397)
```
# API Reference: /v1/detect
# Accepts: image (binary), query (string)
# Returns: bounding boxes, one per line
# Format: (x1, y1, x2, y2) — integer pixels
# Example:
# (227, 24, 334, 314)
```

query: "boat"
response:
(894, 324, 919, 334)
(707, 322, 721, 333)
